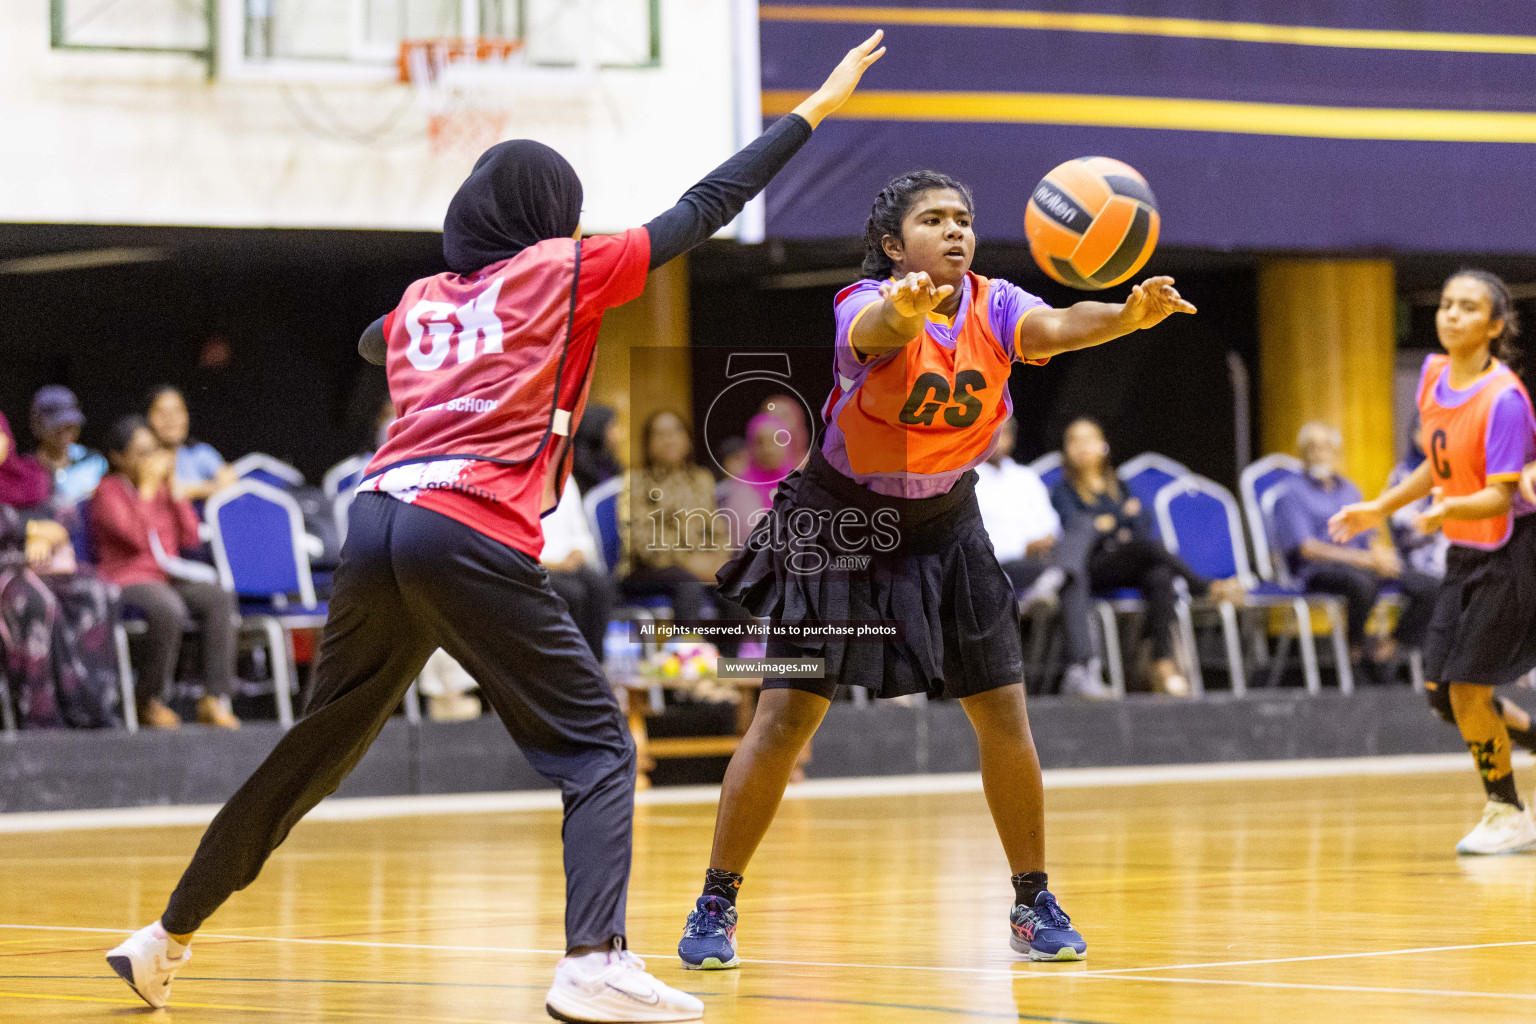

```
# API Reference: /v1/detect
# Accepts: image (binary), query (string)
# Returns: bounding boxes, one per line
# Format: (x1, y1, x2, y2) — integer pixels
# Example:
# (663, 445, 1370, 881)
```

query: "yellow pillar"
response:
(589, 254, 692, 468)
(1258, 258, 1397, 495)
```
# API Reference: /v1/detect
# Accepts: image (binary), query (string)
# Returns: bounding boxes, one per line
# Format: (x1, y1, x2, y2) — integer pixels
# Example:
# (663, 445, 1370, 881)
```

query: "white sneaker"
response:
(106, 921, 190, 1008)
(1455, 800, 1536, 855)
(1061, 662, 1113, 701)
(546, 948, 704, 1022)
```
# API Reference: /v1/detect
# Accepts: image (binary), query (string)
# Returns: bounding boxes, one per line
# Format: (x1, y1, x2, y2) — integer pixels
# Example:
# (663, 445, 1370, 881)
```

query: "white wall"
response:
(0, 1, 742, 234)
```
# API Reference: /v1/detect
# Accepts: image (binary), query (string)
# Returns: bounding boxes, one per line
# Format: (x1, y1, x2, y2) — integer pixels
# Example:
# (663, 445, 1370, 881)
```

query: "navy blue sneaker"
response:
(677, 895, 739, 970)
(1009, 891, 1086, 961)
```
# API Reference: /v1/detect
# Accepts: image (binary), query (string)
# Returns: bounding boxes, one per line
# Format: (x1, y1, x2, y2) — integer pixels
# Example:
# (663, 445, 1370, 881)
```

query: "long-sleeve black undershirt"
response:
(358, 113, 814, 366)
(641, 113, 812, 269)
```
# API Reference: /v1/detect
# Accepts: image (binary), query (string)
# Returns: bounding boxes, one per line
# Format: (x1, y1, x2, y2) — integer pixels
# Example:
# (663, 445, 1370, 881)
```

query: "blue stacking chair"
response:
(582, 475, 673, 634)
(1239, 453, 1304, 583)
(323, 454, 371, 548)
(580, 477, 666, 709)
(205, 480, 336, 727)
(1246, 454, 1421, 689)
(1028, 451, 1063, 491)
(230, 453, 306, 491)
(582, 476, 626, 576)
(322, 454, 370, 501)
(1118, 453, 1191, 539)
(1156, 474, 1352, 695)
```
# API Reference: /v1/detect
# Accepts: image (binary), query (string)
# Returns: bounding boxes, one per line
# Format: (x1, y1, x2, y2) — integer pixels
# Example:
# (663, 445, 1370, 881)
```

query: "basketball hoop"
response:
(399, 38, 525, 153)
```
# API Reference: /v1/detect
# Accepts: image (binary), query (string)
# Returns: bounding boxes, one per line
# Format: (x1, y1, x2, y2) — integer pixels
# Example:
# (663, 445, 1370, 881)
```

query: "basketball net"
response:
(399, 38, 524, 154)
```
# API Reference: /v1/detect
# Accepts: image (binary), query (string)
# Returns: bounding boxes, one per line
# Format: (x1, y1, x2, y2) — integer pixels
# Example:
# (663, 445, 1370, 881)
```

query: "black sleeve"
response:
(643, 114, 814, 269)
(358, 315, 387, 366)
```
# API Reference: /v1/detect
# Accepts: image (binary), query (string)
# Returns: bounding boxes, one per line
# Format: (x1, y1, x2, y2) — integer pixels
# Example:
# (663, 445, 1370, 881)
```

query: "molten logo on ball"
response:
(1025, 157, 1160, 291)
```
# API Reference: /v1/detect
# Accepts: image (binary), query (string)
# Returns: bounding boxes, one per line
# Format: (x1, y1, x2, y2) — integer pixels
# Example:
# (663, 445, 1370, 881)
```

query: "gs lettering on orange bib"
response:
(1417, 353, 1536, 549)
(821, 272, 1049, 499)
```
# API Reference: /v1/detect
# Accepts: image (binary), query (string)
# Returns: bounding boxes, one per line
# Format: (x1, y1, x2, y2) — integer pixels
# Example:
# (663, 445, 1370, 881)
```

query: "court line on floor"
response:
(0, 973, 546, 990)
(4, 752, 1520, 833)
(1080, 974, 1536, 1002)
(0, 975, 1118, 1022)
(6, 923, 1536, 983)
(0, 986, 517, 1023)
(741, 993, 1114, 1022)
(0, 976, 1113, 1023)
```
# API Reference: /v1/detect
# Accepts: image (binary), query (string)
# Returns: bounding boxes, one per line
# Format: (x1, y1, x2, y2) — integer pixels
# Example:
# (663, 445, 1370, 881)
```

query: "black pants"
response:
(548, 566, 617, 657)
(1304, 564, 1438, 649)
(1061, 538, 1207, 663)
(120, 579, 237, 703)
(161, 494, 637, 950)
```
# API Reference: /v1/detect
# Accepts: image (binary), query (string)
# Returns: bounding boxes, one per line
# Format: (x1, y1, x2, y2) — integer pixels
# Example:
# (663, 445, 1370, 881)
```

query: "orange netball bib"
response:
(834, 273, 1013, 478)
(1418, 354, 1534, 548)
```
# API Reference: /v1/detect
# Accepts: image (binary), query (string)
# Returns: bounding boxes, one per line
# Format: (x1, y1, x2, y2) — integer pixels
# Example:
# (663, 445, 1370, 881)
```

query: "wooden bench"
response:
(613, 675, 810, 790)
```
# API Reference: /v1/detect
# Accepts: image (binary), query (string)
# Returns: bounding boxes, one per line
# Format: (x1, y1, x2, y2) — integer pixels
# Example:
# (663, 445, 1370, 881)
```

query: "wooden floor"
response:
(2, 769, 1534, 1023)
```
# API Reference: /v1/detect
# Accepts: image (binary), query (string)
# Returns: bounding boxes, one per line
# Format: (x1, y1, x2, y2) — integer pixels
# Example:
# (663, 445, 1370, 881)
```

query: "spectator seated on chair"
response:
(30, 386, 108, 504)
(1051, 418, 1243, 697)
(975, 416, 1064, 606)
(0, 412, 121, 729)
(1272, 421, 1437, 682)
(417, 649, 482, 723)
(620, 410, 727, 623)
(621, 410, 754, 654)
(146, 385, 238, 502)
(91, 416, 240, 730)
(715, 413, 794, 549)
(540, 476, 616, 659)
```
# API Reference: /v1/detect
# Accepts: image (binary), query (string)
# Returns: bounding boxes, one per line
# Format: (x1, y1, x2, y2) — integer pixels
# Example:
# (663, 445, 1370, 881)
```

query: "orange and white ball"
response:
(1025, 157, 1160, 290)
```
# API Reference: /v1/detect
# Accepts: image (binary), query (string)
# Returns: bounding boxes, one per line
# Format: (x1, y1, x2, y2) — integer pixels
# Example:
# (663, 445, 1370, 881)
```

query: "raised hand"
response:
(794, 30, 886, 128)
(879, 272, 954, 319)
(1118, 276, 1197, 331)
(1328, 501, 1384, 543)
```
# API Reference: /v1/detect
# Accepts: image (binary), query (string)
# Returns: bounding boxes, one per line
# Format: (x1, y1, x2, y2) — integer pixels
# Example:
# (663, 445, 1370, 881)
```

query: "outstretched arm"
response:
(643, 31, 885, 269)
(1329, 461, 1433, 542)
(1016, 276, 1196, 360)
(1413, 481, 1515, 535)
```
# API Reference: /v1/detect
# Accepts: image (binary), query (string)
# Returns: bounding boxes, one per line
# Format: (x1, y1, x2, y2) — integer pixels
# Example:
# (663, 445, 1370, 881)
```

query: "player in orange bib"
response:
(1332, 270, 1536, 855)
(677, 170, 1194, 968)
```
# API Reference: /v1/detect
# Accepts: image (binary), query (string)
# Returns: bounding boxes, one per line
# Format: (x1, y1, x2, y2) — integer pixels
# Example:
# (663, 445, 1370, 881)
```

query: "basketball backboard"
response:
(50, 0, 213, 71)
(50, 0, 659, 81)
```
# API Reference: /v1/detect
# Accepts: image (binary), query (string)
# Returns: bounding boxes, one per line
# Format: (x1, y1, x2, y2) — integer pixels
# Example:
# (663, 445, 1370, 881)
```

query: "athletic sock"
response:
(702, 868, 743, 906)
(1467, 735, 1524, 809)
(154, 922, 188, 959)
(1011, 871, 1049, 907)
(1457, 688, 1525, 810)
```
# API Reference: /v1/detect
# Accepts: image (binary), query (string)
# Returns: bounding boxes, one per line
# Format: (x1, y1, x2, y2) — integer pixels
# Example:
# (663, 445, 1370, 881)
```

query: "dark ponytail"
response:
(1447, 268, 1522, 367)
(861, 170, 976, 279)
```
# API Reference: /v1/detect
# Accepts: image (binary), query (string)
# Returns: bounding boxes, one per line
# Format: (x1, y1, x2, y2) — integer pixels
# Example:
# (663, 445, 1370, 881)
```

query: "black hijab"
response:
(442, 140, 584, 274)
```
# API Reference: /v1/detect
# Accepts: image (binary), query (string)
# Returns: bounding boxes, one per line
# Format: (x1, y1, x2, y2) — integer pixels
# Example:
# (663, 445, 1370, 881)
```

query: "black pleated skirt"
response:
(1423, 513, 1536, 687)
(716, 449, 1022, 700)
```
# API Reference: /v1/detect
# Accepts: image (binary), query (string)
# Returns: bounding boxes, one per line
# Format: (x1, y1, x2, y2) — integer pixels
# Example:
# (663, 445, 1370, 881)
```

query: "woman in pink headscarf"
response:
(0, 411, 121, 729)
(717, 413, 794, 547)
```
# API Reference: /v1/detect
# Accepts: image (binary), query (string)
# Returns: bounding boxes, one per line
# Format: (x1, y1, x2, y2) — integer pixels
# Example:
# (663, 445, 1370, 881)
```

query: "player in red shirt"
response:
(105, 32, 887, 1024)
